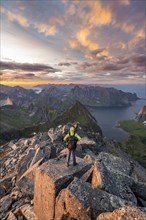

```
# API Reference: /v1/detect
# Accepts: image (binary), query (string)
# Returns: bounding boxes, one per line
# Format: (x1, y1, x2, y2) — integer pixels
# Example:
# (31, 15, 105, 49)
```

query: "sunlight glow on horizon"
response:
(0, 80, 145, 87)
(0, 0, 145, 85)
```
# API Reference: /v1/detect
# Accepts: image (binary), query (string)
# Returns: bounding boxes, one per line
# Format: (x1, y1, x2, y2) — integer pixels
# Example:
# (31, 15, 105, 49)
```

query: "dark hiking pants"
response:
(66, 148, 76, 165)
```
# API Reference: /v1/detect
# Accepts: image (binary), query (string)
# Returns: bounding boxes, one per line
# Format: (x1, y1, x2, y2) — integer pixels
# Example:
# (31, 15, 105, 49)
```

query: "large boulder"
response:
(55, 178, 134, 220)
(17, 158, 43, 198)
(48, 127, 63, 143)
(0, 172, 16, 198)
(95, 152, 132, 175)
(34, 157, 92, 220)
(81, 166, 94, 182)
(0, 195, 13, 219)
(17, 143, 56, 181)
(19, 204, 37, 220)
(132, 181, 146, 201)
(91, 153, 137, 205)
(131, 162, 146, 183)
(7, 211, 17, 220)
(17, 149, 36, 180)
(96, 206, 146, 220)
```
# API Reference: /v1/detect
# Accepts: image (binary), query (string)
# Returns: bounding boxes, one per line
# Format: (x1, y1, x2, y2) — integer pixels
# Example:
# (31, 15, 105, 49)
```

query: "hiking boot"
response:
(73, 162, 78, 166)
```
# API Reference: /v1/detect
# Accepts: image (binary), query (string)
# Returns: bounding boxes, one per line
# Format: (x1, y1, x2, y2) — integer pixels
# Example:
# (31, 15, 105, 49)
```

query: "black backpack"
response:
(67, 133, 77, 150)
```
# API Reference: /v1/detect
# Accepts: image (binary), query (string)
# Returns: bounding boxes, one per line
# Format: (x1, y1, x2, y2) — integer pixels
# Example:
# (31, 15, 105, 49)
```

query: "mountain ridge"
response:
(0, 122, 146, 219)
(0, 84, 140, 144)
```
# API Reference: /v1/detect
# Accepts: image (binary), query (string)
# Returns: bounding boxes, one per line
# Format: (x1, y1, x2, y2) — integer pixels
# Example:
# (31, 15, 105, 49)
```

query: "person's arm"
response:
(63, 133, 69, 142)
(75, 133, 81, 141)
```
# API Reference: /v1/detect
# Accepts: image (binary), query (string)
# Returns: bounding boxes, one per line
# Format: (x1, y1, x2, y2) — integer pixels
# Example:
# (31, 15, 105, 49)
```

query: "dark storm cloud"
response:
(0, 61, 60, 73)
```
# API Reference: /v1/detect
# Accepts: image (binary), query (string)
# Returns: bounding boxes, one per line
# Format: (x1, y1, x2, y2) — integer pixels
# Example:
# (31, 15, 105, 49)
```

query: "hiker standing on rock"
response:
(63, 126, 81, 167)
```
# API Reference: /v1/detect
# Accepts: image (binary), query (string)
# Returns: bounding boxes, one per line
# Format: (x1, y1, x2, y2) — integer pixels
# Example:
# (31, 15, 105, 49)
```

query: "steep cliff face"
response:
(136, 106, 146, 122)
(0, 84, 139, 109)
(70, 85, 139, 106)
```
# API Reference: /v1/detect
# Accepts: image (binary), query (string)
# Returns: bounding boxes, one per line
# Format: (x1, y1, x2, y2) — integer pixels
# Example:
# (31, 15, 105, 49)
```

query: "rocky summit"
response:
(0, 123, 146, 220)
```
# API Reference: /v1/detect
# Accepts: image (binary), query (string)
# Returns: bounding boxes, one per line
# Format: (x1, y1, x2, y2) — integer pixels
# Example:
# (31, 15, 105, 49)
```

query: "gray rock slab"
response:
(96, 152, 132, 175)
(17, 149, 35, 180)
(131, 163, 146, 184)
(17, 158, 43, 198)
(0, 173, 16, 198)
(132, 181, 146, 201)
(96, 206, 146, 220)
(7, 211, 17, 220)
(0, 195, 13, 219)
(55, 178, 134, 220)
(34, 157, 92, 220)
(19, 204, 37, 220)
(92, 158, 137, 205)
(81, 166, 94, 182)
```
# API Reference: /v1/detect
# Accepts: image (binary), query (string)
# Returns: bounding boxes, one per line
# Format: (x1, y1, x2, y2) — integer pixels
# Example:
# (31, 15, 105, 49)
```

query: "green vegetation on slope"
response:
(118, 120, 146, 137)
(0, 106, 32, 131)
(54, 101, 102, 134)
(118, 120, 146, 168)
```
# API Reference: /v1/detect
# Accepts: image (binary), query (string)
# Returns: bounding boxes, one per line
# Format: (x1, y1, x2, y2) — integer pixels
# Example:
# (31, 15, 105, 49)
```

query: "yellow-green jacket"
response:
(63, 127, 81, 142)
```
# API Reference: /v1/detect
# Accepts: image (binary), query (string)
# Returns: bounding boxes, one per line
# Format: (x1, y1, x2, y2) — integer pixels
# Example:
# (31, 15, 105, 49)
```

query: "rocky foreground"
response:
(0, 123, 146, 220)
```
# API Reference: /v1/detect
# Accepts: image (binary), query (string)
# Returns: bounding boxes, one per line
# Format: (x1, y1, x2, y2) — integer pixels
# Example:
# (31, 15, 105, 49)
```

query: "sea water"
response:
(88, 84, 146, 141)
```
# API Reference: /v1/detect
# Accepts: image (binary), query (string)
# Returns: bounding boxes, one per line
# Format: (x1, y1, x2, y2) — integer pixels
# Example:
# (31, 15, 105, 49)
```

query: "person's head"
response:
(70, 127, 75, 135)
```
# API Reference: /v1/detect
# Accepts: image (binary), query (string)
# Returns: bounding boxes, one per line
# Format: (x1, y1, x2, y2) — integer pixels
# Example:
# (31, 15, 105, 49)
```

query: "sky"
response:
(0, 0, 146, 86)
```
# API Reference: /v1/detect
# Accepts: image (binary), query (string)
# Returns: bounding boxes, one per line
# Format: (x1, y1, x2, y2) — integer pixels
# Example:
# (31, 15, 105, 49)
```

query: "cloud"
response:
(0, 5, 5, 13)
(132, 55, 146, 67)
(102, 63, 125, 71)
(1, 0, 145, 85)
(116, 42, 127, 49)
(119, 22, 135, 33)
(136, 29, 145, 39)
(67, 1, 113, 53)
(68, 40, 78, 49)
(91, 48, 106, 56)
(116, 57, 130, 64)
(58, 62, 72, 67)
(76, 27, 99, 51)
(12, 73, 40, 80)
(7, 12, 29, 27)
(128, 29, 145, 50)
(89, 48, 109, 59)
(34, 14, 65, 36)
(35, 24, 57, 36)
(118, 0, 130, 6)
(1, 6, 29, 27)
(58, 61, 78, 66)
(1, 2, 64, 37)
(0, 61, 60, 73)
(87, 1, 113, 27)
